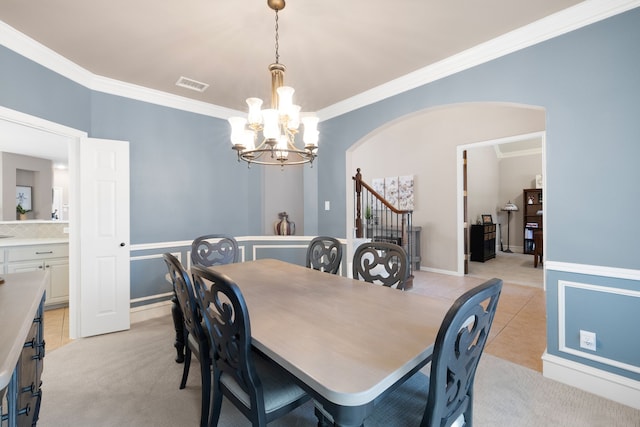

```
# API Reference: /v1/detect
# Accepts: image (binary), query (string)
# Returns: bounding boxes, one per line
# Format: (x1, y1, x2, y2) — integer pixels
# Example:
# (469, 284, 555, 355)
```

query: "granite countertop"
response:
(0, 237, 69, 247)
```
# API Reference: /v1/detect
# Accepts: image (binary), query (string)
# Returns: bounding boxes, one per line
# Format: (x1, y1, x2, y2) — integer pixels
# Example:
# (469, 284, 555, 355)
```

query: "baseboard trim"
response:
(419, 266, 460, 276)
(542, 352, 640, 410)
(130, 300, 172, 324)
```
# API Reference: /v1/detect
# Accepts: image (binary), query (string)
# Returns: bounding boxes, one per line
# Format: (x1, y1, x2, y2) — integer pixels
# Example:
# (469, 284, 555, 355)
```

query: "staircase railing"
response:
(353, 168, 415, 289)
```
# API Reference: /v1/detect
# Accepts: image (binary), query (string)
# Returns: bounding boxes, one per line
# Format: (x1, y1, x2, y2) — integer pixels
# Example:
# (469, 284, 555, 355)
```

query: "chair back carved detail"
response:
(352, 241, 409, 289)
(306, 236, 343, 274)
(191, 234, 239, 267)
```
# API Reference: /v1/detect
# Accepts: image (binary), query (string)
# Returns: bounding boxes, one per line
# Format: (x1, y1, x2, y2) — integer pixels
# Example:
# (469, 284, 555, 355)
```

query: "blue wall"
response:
(89, 92, 263, 242)
(0, 46, 90, 131)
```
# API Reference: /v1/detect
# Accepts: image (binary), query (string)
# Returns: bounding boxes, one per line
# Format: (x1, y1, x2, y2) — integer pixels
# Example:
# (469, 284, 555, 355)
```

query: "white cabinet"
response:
(6, 244, 69, 307)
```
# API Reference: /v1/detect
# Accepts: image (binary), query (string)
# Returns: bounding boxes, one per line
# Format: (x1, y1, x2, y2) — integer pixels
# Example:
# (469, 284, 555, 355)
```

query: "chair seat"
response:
(221, 351, 307, 414)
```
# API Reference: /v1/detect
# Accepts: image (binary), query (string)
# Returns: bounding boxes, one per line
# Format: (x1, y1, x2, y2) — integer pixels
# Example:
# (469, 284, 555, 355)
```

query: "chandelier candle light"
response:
(228, 0, 319, 167)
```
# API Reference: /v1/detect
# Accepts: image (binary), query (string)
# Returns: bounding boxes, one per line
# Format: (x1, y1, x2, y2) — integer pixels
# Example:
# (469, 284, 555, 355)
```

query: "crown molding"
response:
(317, 0, 640, 120)
(0, 20, 243, 120)
(3, 0, 639, 122)
(0, 20, 94, 88)
(90, 75, 239, 118)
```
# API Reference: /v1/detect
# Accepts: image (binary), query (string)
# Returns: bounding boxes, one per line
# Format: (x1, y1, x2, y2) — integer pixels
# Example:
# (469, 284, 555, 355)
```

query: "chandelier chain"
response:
(274, 10, 280, 64)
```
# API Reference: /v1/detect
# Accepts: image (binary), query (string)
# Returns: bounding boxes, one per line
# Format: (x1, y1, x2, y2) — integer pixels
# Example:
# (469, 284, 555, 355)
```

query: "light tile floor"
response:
(43, 306, 73, 352)
(409, 268, 546, 372)
(44, 252, 546, 372)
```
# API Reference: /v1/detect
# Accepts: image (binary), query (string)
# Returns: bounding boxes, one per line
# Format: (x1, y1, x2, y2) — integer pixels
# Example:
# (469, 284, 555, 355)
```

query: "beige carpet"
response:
(37, 315, 640, 426)
(468, 251, 543, 288)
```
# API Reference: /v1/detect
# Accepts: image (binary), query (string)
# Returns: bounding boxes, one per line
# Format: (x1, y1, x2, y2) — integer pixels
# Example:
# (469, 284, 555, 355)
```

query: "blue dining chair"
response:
(191, 265, 310, 427)
(352, 241, 409, 289)
(306, 236, 343, 274)
(363, 278, 503, 427)
(191, 234, 239, 267)
(163, 253, 211, 427)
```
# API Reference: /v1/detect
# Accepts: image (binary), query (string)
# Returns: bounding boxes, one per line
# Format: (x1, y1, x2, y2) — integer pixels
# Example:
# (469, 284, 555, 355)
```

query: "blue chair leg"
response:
(180, 344, 191, 389)
(199, 353, 211, 427)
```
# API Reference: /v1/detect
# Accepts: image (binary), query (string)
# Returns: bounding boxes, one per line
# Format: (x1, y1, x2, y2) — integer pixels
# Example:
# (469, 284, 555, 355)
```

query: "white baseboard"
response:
(542, 352, 640, 410)
(419, 266, 460, 276)
(130, 300, 172, 324)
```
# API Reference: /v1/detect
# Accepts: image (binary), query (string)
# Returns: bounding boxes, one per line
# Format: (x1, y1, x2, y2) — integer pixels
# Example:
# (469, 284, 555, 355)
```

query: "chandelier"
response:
(228, 0, 319, 167)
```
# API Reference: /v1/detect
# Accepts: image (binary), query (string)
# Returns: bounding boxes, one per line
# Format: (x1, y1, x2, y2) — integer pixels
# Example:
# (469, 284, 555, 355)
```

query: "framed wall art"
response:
(16, 185, 32, 211)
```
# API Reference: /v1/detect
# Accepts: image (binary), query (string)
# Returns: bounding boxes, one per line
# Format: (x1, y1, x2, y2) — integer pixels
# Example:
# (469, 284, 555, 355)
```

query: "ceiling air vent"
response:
(175, 76, 209, 92)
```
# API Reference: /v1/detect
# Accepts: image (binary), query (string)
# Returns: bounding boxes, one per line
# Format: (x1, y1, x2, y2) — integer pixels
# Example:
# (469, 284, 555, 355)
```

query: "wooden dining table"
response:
(208, 258, 451, 427)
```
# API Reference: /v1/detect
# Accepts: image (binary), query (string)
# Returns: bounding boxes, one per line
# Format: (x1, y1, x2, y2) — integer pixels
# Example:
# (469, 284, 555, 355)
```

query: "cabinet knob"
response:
(120, 242, 126, 247)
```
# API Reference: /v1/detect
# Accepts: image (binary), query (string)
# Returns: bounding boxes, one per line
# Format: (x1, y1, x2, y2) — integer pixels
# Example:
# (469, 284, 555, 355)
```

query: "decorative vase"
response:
(274, 212, 295, 235)
(19, 213, 27, 221)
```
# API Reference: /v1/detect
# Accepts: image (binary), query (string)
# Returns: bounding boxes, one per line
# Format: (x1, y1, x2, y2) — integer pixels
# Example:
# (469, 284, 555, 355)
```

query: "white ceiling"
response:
(0, 0, 586, 114)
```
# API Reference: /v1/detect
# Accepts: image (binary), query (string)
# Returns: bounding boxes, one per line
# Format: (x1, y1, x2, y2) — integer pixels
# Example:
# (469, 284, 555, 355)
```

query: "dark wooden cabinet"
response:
(523, 188, 543, 254)
(470, 223, 496, 262)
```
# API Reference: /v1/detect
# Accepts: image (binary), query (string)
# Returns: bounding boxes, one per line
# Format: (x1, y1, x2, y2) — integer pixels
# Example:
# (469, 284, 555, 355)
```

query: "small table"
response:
(209, 259, 450, 426)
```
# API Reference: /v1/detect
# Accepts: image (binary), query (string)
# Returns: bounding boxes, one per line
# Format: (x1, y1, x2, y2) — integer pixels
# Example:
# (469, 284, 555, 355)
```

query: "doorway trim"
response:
(456, 131, 547, 278)
(0, 106, 87, 338)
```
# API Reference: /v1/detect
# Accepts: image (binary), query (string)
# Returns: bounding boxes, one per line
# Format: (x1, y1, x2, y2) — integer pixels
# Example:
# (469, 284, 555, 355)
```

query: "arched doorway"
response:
(346, 102, 545, 276)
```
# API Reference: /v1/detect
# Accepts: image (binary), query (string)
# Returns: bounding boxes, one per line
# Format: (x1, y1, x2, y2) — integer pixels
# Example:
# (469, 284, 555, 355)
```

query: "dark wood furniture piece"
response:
(353, 241, 409, 289)
(362, 279, 503, 427)
(0, 271, 47, 427)
(163, 253, 211, 427)
(207, 258, 451, 427)
(523, 189, 543, 254)
(470, 223, 496, 262)
(191, 234, 239, 267)
(306, 236, 343, 274)
(533, 230, 543, 268)
(171, 234, 239, 364)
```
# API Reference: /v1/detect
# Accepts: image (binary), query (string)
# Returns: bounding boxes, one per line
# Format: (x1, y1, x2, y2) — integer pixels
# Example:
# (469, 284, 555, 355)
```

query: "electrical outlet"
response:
(580, 330, 596, 351)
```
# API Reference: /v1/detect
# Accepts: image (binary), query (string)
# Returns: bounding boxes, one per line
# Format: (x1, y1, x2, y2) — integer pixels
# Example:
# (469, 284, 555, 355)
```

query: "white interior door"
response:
(79, 137, 130, 337)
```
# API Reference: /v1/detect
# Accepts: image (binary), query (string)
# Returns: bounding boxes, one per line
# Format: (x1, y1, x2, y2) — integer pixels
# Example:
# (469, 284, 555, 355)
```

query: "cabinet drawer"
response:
(8, 244, 69, 262)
